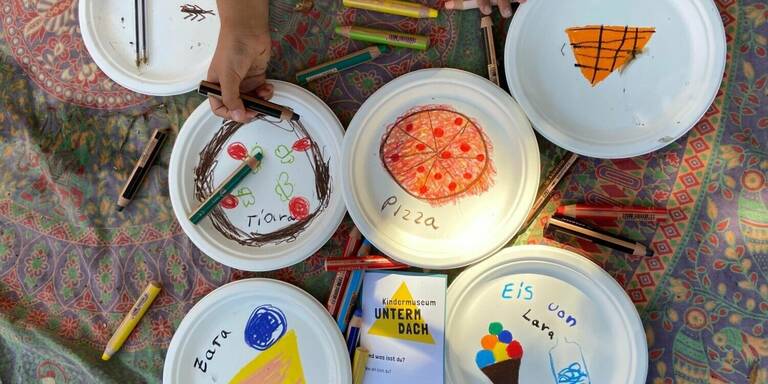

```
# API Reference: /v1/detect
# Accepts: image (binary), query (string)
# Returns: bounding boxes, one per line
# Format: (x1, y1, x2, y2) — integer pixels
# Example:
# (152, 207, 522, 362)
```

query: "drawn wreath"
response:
(193, 118, 331, 246)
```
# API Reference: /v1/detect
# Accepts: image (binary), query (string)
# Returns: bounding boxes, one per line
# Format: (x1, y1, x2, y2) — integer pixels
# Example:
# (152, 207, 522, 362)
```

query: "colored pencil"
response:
(352, 347, 369, 384)
(188, 152, 263, 224)
(444, 0, 495, 10)
(198, 81, 300, 121)
(335, 25, 429, 50)
(102, 281, 161, 360)
(117, 128, 168, 212)
(343, 0, 438, 18)
(346, 309, 362, 358)
(336, 240, 371, 330)
(480, 16, 499, 86)
(325, 256, 409, 272)
(546, 215, 654, 256)
(134, 0, 140, 67)
(140, 0, 147, 64)
(297, 46, 389, 84)
(515, 152, 579, 237)
(749, 360, 760, 384)
(343, 227, 363, 261)
(327, 227, 363, 316)
(556, 204, 669, 223)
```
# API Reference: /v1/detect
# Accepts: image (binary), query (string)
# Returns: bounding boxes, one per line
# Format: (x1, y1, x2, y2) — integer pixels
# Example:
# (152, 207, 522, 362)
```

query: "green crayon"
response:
(335, 25, 429, 50)
(189, 152, 263, 224)
(297, 45, 390, 84)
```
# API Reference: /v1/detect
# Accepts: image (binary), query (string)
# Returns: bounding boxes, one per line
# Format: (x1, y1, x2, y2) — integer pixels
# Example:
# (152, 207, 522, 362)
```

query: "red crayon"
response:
(325, 256, 409, 272)
(326, 227, 362, 315)
(556, 204, 669, 223)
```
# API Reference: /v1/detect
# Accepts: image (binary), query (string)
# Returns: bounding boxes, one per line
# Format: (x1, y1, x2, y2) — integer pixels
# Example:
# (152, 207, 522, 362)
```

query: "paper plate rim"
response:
(162, 278, 352, 384)
(78, 0, 213, 96)
(445, 245, 648, 383)
(168, 80, 347, 271)
(341, 68, 540, 269)
(504, 0, 726, 159)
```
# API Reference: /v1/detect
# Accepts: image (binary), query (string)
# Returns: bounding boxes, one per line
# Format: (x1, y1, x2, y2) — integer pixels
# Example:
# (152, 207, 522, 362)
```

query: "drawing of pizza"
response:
(380, 105, 495, 207)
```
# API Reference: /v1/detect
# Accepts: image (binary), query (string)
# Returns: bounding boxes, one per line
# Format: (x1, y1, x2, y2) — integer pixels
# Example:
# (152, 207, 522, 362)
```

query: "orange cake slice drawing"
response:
(565, 25, 656, 86)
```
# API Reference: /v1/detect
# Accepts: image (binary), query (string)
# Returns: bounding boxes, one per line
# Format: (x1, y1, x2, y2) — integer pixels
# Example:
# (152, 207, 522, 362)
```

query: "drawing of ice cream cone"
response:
(475, 322, 524, 384)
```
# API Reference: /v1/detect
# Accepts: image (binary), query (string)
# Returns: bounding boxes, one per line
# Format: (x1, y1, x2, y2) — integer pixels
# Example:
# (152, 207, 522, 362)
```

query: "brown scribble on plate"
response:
(180, 4, 216, 22)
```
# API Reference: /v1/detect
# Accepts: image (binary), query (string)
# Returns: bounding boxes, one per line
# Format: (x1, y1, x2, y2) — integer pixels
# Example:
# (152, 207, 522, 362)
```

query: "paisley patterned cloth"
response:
(0, 0, 765, 382)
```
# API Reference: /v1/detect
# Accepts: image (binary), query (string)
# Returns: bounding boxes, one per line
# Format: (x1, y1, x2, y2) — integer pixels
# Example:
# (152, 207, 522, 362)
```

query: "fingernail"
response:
(481, 5, 491, 13)
(232, 110, 245, 121)
(502, 8, 512, 17)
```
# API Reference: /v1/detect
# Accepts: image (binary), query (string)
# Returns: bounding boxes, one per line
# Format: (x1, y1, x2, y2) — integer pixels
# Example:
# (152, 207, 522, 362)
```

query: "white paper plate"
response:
(446, 245, 647, 384)
(79, 0, 219, 95)
(342, 69, 539, 269)
(505, 0, 726, 158)
(169, 81, 346, 271)
(163, 278, 351, 384)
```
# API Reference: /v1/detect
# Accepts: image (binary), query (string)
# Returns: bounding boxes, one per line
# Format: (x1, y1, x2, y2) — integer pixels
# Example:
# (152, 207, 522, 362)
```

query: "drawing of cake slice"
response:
(475, 322, 524, 384)
(230, 330, 306, 384)
(565, 25, 656, 86)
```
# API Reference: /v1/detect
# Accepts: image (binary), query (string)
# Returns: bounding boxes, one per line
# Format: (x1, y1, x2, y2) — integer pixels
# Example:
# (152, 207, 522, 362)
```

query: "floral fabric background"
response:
(0, 0, 765, 383)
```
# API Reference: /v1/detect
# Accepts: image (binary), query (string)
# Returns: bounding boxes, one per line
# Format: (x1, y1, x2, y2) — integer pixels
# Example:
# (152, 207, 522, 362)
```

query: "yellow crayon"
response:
(352, 347, 370, 384)
(343, 0, 438, 18)
(101, 281, 162, 361)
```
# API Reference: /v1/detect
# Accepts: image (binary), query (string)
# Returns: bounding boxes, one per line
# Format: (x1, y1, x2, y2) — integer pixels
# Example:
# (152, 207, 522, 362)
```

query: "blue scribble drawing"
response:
(555, 362, 589, 383)
(549, 338, 590, 384)
(244, 304, 287, 351)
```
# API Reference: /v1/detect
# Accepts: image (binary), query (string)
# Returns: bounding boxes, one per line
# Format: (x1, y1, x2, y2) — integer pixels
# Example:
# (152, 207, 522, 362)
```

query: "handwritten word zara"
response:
(522, 308, 555, 340)
(547, 302, 577, 328)
(193, 329, 233, 373)
(381, 196, 439, 230)
(501, 282, 534, 300)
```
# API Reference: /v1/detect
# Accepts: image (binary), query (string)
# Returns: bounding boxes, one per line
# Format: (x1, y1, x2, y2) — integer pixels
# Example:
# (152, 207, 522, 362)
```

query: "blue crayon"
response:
(337, 240, 371, 330)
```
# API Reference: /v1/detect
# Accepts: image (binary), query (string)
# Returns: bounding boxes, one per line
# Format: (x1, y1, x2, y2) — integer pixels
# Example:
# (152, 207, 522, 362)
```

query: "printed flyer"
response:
(360, 271, 447, 384)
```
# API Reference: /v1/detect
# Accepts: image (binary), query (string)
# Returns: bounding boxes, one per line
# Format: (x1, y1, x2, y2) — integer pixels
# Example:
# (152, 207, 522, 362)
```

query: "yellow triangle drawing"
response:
(230, 329, 306, 384)
(368, 282, 435, 344)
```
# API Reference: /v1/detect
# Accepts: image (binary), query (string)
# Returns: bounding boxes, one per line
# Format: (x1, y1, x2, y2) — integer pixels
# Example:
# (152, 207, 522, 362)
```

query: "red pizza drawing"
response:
(380, 105, 495, 206)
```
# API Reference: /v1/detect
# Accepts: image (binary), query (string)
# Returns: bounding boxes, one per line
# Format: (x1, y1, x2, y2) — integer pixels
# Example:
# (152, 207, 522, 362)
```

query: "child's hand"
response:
(207, 0, 273, 123)
(477, 0, 526, 18)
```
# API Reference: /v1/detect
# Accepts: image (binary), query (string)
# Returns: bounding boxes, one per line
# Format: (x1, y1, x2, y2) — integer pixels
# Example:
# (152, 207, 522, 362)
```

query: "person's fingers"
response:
(209, 95, 234, 120)
(206, 70, 231, 119)
(219, 71, 247, 122)
(497, 0, 512, 17)
(255, 83, 274, 100)
(514, 0, 526, 3)
(239, 72, 266, 93)
(476, 0, 492, 14)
